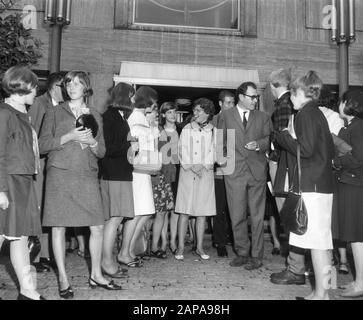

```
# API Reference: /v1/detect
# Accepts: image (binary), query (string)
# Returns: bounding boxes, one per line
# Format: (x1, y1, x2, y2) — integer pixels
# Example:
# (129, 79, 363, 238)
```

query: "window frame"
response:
(114, 0, 257, 37)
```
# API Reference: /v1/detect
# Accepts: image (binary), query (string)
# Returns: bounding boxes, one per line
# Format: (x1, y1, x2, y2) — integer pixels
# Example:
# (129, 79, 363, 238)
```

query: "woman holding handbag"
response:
(275, 71, 335, 300)
(117, 86, 158, 267)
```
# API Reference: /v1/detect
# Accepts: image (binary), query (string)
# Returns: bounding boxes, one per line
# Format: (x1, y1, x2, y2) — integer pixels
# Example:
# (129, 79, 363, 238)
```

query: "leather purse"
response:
(76, 114, 99, 138)
(280, 144, 308, 235)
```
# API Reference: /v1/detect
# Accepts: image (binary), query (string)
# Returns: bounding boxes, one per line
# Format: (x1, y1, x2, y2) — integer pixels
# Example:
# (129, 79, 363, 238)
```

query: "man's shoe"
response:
(270, 269, 306, 285)
(244, 258, 263, 270)
(39, 257, 58, 270)
(33, 262, 51, 273)
(216, 246, 228, 257)
(229, 255, 249, 267)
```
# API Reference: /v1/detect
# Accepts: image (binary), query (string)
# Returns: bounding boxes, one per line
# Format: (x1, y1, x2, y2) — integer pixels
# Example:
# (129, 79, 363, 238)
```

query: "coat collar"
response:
(190, 121, 213, 132)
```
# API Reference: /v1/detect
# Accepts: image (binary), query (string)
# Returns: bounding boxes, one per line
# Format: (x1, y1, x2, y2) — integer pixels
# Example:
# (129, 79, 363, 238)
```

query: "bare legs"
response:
(351, 242, 363, 288)
(152, 211, 167, 252)
(307, 249, 332, 300)
(102, 216, 123, 273)
(269, 216, 281, 250)
(52, 227, 68, 290)
(10, 236, 41, 299)
(53, 225, 109, 292)
(176, 215, 208, 256)
(129, 215, 151, 259)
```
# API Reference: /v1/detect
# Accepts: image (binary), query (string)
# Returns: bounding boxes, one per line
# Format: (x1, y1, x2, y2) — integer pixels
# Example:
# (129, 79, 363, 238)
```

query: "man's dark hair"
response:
(235, 81, 257, 102)
(46, 71, 66, 91)
(218, 90, 234, 103)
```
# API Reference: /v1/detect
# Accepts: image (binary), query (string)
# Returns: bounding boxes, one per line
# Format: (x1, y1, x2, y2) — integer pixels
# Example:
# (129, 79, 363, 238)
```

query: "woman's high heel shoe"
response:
(89, 278, 122, 290)
(17, 293, 46, 300)
(59, 286, 74, 299)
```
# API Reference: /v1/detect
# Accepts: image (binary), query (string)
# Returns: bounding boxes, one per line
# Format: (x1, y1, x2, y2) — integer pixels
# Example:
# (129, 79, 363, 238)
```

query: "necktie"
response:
(243, 112, 247, 129)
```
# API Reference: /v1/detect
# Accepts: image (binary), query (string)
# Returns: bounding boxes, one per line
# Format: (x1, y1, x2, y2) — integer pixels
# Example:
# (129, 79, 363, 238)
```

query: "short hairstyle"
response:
(46, 71, 66, 91)
(218, 90, 234, 103)
(1, 65, 38, 96)
(290, 70, 323, 101)
(110, 82, 135, 112)
(63, 70, 93, 100)
(235, 81, 257, 102)
(269, 68, 291, 89)
(318, 85, 336, 111)
(134, 86, 158, 109)
(159, 101, 178, 127)
(340, 90, 363, 119)
(193, 97, 215, 122)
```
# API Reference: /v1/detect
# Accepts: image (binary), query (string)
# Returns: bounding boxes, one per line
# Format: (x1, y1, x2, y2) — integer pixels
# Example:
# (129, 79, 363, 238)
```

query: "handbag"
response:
(280, 144, 308, 235)
(133, 149, 162, 174)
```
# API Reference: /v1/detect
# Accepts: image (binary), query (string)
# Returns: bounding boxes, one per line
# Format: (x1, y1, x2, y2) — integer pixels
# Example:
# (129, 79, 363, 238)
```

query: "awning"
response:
(113, 61, 260, 89)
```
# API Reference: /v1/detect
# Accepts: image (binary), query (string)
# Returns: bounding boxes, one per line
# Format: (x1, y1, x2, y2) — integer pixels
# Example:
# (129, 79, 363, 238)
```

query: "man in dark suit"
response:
(218, 82, 273, 270)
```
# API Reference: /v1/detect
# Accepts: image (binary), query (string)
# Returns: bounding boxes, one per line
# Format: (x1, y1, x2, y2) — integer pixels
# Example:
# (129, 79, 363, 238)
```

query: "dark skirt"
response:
(335, 182, 363, 242)
(151, 173, 174, 213)
(0, 175, 41, 237)
(101, 179, 134, 220)
(42, 168, 105, 227)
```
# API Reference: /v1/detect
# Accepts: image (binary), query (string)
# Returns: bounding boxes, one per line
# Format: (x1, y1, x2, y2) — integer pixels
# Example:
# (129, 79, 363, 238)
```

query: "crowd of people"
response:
(0, 64, 363, 300)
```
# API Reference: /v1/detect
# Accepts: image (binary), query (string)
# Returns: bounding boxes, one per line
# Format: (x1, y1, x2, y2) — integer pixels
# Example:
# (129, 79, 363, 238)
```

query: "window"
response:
(133, 0, 239, 31)
(115, 0, 257, 36)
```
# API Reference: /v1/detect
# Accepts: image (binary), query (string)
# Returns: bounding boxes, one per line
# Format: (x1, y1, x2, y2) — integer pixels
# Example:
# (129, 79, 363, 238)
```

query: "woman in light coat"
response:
(175, 98, 216, 260)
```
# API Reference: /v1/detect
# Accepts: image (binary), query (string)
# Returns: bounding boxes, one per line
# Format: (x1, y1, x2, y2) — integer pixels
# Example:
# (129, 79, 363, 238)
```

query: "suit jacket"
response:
(100, 106, 133, 181)
(334, 117, 363, 187)
(39, 102, 105, 174)
(0, 103, 36, 192)
(218, 106, 272, 181)
(275, 101, 335, 193)
(28, 92, 53, 135)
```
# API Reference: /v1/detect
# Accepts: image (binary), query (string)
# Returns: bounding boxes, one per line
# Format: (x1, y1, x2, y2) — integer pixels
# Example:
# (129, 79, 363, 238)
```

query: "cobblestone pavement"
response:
(0, 235, 360, 300)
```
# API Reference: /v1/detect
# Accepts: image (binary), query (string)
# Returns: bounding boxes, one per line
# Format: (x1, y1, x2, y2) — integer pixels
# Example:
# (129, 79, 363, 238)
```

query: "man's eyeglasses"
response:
(243, 94, 260, 100)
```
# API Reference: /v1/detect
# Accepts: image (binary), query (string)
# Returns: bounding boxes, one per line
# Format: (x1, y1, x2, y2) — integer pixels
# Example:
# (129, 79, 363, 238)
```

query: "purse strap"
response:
(297, 144, 301, 194)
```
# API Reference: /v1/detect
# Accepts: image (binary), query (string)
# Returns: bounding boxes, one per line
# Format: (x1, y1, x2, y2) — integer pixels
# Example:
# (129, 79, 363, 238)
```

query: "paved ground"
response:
(0, 234, 360, 300)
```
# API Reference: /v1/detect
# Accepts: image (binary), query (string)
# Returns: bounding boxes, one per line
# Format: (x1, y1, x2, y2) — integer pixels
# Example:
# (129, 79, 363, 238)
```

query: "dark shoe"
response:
(136, 251, 151, 261)
(89, 278, 122, 290)
(169, 245, 177, 255)
(338, 263, 349, 275)
(39, 257, 57, 271)
(295, 296, 307, 300)
(102, 266, 129, 279)
(229, 255, 249, 267)
(271, 247, 280, 255)
(270, 269, 306, 285)
(216, 246, 228, 257)
(17, 293, 46, 300)
(59, 286, 74, 299)
(150, 250, 167, 259)
(117, 258, 143, 268)
(33, 261, 51, 273)
(244, 258, 263, 270)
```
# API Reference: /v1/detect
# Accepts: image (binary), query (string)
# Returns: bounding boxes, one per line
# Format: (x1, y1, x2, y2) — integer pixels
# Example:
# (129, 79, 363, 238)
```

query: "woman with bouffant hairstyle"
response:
(275, 71, 335, 299)
(0, 65, 45, 300)
(39, 70, 121, 299)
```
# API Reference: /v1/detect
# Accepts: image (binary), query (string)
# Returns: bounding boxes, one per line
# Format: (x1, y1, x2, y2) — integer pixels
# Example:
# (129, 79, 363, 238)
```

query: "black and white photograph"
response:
(1, 0, 363, 305)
